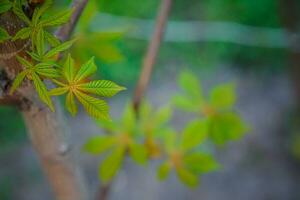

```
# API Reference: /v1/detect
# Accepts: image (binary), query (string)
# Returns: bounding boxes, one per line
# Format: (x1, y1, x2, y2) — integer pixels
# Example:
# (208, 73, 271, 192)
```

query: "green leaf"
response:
(35, 62, 61, 78)
(154, 105, 172, 127)
(78, 80, 125, 97)
(157, 161, 171, 180)
(74, 56, 96, 81)
(66, 92, 78, 116)
(181, 120, 208, 152)
(172, 95, 198, 112)
(32, 0, 52, 25)
(74, 90, 110, 120)
(49, 87, 68, 96)
(184, 153, 219, 174)
(27, 51, 41, 61)
(179, 71, 203, 102)
(99, 147, 125, 183)
(129, 142, 147, 164)
(40, 9, 72, 27)
(210, 113, 248, 145)
(176, 167, 198, 187)
(44, 39, 76, 59)
(210, 83, 236, 109)
(62, 54, 76, 82)
(83, 135, 116, 155)
(12, 4, 31, 25)
(10, 70, 27, 94)
(44, 31, 60, 47)
(121, 103, 135, 133)
(0, 1, 12, 14)
(0, 27, 10, 42)
(36, 28, 45, 56)
(31, 73, 54, 111)
(93, 43, 124, 63)
(16, 56, 32, 68)
(162, 128, 177, 153)
(12, 27, 31, 41)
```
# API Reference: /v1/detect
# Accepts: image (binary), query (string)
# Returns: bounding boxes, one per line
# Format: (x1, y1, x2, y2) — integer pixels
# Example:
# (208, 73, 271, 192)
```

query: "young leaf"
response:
(62, 54, 76, 82)
(12, 27, 31, 41)
(121, 103, 135, 133)
(31, 73, 54, 111)
(66, 92, 78, 116)
(129, 143, 147, 164)
(78, 80, 126, 97)
(74, 56, 96, 81)
(40, 9, 72, 27)
(210, 83, 236, 109)
(210, 113, 248, 145)
(12, 4, 31, 25)
(184, 153, 219, 174)
(99, 147, 125, 183)
(172, 95, 198, 112)
(0, 27, 10, 42)
(157, 161, 171, 180)
(44, 39, 76, 59)
(44, 31, 60, 47)
(0, 1, 12, 14)
(176, 167, 198, 187)
(10, 70, 28, 94)
(16, 56, 32, 68)
(32, 0, 53, 25)
(83, 135, 116, 155)
(49, 87, 68, 96)
(181, 120, 208, 152)
(74, 90, 110, 120)
(36, 28, 45, 56)
(35, 62, 61, 78)
(179, 71, 203, 101)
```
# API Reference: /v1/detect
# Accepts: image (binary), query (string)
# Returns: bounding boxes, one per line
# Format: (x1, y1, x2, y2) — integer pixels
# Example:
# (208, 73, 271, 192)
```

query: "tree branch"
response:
(56, 0, 89, 42)
(133, 0, 173, 112)
(97, 0, 173, 200)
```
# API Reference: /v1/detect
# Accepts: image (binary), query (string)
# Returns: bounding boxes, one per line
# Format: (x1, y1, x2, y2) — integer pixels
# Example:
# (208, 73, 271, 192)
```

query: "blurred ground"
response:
(1, 64, 299, 200)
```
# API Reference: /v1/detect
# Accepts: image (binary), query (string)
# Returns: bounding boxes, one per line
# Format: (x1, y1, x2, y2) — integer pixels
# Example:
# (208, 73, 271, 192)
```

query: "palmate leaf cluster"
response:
(0, 0, 125, 119)
(84, 71, 248, 187)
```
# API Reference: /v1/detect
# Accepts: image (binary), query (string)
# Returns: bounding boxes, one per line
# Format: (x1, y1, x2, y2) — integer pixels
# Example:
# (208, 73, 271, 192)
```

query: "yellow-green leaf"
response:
(83, 135, 116, 155)
(74, 90, 110, 120)
(129, 142, 147, 164)
(16, 56, 32, 68)
(45, 39, 76, 59)
(0, 27, 10, 42)
(99, 147, 125, 183)
(40, 9, 72, 27)
(63, 54, 76, 82)
(157, 161, 171, 180)
(78, 80, 125, 97)
(176, 167, 198, 187)
(74, 56, 96, 82)
(49, 87, 68, 96)
(31, 73, 54, 111)
(66, 92, 78, 116)
(10, 70, 27, 94)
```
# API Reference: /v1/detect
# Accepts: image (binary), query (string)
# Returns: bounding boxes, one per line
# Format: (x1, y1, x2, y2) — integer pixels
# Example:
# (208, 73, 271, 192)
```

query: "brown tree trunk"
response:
(0, 9, 88, 200)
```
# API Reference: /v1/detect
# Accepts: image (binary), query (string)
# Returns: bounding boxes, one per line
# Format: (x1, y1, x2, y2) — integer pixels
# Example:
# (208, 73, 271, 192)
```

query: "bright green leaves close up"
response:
(50, 55, 125, 120)
(84, 71, 248, 188)
(1, 0, 125, 120)
(173, 71, 248, 145)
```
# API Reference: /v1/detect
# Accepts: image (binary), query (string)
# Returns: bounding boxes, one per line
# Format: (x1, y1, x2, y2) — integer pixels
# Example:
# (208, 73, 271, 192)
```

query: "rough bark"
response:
(0, 7, 88, 200)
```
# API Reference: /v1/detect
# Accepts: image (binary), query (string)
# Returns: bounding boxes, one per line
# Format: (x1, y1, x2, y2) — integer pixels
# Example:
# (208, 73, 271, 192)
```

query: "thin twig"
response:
(133, 0, 173, 112)
(56, 0, 89, 42)
(97, 0, 173, 200)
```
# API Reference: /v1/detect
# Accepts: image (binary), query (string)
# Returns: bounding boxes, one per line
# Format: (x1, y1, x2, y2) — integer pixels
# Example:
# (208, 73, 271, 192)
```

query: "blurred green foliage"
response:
(84, 71, 248, 187)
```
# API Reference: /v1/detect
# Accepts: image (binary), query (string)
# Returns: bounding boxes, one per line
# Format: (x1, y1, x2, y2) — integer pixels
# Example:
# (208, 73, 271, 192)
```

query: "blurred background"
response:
(1, 0, 300, 199)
